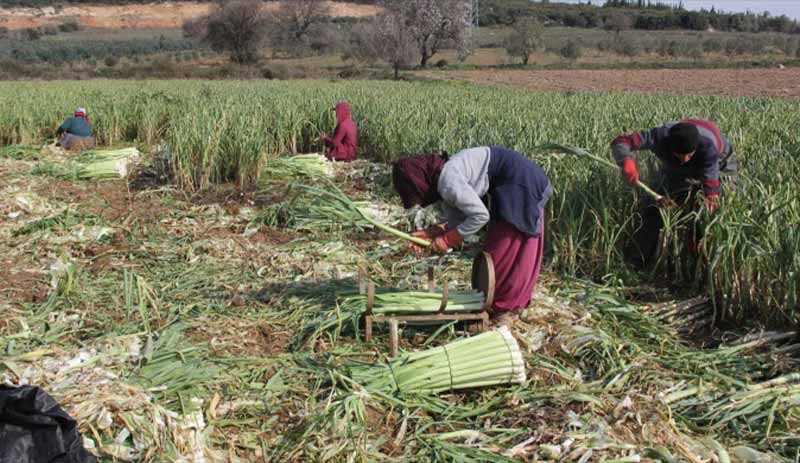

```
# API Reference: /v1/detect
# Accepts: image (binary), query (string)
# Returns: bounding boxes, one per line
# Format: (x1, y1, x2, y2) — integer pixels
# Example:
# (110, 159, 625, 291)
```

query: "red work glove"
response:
(621, 158, 639, 185)
(409, 225, 447, 254)
(431, 229, 463, 254)
(706, 194, 719, 214)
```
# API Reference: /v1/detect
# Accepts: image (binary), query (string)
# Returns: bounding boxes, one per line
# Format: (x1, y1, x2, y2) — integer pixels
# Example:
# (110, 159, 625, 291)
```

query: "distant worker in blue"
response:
(56, 107, 96, 152)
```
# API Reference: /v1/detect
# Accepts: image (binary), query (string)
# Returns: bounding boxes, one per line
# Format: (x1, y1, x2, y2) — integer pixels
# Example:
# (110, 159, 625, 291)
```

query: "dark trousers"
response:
(626, 150, 738, 268)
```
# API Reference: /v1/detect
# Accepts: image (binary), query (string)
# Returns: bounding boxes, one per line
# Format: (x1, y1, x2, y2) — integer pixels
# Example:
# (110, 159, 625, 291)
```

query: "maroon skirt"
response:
(483, 216, 544, 314)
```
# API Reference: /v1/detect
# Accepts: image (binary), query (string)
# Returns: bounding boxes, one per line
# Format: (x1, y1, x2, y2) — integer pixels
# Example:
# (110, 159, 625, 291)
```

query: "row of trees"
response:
(480, 0, 800, 34)
(186, 0, 472, 78)
(1, 36, 197, 64)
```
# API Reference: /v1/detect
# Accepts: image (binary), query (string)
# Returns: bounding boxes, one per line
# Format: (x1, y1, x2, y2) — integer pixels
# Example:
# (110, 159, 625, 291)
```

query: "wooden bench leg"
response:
(389, 319, 399, 359)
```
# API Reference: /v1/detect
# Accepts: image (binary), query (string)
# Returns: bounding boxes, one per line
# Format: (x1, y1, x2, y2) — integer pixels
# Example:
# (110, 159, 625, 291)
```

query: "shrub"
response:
(435, 59, 449, 68)
(337, 65, 363, 79)
(58, 19, 81, 33)
(23, 28, 42, 41)
(702, 38, 723, 53)
(261, 64, 289, 80)
(290, 65, 308, 79)
(104, 56, 119, 67)
(560, 40, 582, 60)
(685, 42, 704, 59)
(40, 25, 59, 36)
(613, 36, 640, 57)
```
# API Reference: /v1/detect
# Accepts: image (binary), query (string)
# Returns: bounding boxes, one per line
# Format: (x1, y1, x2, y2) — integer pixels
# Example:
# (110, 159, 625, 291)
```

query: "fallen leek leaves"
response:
(2, 149, 798, 462)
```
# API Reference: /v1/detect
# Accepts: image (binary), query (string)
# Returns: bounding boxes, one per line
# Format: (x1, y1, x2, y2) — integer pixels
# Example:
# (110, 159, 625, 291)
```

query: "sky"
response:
(550, 1, 800, 20)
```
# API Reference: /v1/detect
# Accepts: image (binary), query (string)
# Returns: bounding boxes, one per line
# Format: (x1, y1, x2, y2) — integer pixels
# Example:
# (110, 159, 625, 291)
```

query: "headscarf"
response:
(334, 101, 351, 124)
(392, 152, 448, 209)
(74, 107, 89, 122)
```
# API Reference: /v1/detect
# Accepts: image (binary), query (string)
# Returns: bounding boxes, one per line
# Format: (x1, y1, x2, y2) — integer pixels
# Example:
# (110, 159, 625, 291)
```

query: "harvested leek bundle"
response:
(252, 194, 372, 232)
(261, 153, 331, 181)
(286, 181, 430, 247)
(351, 290, 484, 315)
(73, 147, 141, 179)
(350, 326, 526, 394)
(296, 288, 485, 347)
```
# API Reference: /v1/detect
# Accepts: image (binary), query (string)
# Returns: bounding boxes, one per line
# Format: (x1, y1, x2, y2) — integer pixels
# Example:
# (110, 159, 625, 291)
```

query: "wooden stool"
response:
(362, 259, 495, 358)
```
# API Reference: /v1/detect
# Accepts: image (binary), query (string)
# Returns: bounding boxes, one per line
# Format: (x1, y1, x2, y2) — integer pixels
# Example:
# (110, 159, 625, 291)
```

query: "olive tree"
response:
(184, 0, 269, 64)
(504, 18, 544, 65)
(385, 0, 472, 68)
(348, 8, 417, 79)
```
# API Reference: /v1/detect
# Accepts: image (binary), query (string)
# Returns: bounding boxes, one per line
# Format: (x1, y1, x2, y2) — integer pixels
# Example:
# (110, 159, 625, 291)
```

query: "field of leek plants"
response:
(1, 77, 799, 462)
(0, 79, 798, 327)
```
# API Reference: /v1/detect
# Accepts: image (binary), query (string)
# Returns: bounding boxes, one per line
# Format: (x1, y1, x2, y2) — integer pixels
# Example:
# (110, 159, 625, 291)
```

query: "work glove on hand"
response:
(705, 194, 719, 214)
(409, 224, 447, 254)
(431, 229, 464, 255)
(621, 158, 639, 185)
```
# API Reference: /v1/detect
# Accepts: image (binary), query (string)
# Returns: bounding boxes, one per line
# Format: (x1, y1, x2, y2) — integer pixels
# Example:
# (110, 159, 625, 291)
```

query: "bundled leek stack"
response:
(350, 326, 526, 394)
(253, 195, 374, 232)
(351, 290, 484, 315)
(297, 288, 486, 347)
(72, 147, 141, 180)
(261, 153, 331, 181)
(283, 181, 430, 247)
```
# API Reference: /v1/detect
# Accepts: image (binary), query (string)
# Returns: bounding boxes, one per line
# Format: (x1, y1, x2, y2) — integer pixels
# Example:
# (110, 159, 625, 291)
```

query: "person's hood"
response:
(392, 153, 448, 209)
(334, 102, 351, 124)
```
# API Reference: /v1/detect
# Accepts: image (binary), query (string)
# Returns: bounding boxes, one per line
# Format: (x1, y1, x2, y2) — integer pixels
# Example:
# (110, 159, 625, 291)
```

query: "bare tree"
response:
(504, 18, 544, 65)
(385, 0, 472, 68)
(185, 0, 269, 64)
(348, 9, 416, 80)
(268, 0, 332, 57)
(605, 12, 633, 37)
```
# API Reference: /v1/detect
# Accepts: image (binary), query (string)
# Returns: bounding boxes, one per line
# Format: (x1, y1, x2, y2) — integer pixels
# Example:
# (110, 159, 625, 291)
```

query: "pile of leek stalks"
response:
(350, 326, 526, 394)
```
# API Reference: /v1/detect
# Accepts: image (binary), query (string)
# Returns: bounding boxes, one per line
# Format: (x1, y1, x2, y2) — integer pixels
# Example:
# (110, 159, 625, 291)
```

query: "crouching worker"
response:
(392, 146, 553, 326)
(322, 101, 357, 162)
(56, 107, 96, 152)
(611, 118, 737, 268)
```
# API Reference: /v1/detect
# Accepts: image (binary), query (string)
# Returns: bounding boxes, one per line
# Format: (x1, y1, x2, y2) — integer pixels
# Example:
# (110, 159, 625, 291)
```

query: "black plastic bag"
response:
(0, 385, 96, 463)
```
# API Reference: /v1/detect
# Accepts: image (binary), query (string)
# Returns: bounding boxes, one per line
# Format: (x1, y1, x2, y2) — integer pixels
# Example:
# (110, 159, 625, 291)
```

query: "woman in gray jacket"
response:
(392, 146, 552, 323)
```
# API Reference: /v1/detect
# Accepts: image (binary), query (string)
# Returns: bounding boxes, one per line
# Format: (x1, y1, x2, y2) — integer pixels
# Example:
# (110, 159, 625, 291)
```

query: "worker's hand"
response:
(621, 158, 639, 185)
(408, 225, 447, 254)
(705, 194, 720, 214)
(409, 231, 430, 254)
(431, 229, 463, 255)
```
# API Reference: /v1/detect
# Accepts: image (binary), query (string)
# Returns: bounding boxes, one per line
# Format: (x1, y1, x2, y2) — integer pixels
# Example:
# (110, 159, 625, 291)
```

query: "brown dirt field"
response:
(416, 68, 800, 99)
(0, 1, 379, 30)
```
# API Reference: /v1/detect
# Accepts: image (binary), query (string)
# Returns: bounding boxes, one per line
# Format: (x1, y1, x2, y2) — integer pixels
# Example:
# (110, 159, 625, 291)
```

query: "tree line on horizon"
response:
(1, 0, 797, 34)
